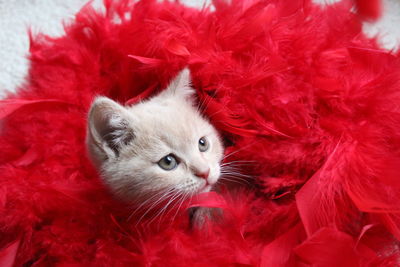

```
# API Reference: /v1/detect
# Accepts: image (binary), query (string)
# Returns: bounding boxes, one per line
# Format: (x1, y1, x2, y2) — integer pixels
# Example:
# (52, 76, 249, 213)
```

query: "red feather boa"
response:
(1, 0, 398, 265)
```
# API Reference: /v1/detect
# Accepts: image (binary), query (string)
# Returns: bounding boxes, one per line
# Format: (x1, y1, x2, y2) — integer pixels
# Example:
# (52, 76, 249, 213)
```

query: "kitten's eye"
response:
(158, 154, 178, 170)
(198, 137, 209, 152)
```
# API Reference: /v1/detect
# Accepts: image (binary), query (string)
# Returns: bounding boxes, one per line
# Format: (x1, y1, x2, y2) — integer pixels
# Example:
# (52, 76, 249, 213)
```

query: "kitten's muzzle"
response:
(195, 168, 210, 181)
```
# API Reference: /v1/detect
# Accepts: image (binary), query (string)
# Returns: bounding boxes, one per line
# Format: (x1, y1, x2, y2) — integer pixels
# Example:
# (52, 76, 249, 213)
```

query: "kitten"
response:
(86, 69, 224, 217)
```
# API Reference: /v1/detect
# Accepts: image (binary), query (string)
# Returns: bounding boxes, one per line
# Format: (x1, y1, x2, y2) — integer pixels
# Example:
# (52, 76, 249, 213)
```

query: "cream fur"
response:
(86, 69, 224, 202)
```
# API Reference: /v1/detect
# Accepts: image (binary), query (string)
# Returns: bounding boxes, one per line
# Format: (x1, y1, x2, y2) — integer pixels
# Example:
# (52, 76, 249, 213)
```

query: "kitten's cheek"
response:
(208, 177, 218, 185)
(207, 167, 221, 185)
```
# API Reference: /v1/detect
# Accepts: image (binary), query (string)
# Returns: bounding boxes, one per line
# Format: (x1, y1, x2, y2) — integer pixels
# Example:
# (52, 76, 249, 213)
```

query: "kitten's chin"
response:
(199, 185, 213, 193)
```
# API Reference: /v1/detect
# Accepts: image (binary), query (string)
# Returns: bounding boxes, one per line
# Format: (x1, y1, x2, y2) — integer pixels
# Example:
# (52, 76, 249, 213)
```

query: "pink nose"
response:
(195, 168, 210, 180)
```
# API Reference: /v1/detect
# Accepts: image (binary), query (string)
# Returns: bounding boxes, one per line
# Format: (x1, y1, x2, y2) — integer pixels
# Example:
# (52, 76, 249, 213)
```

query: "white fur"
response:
(86, 69, 224, 202)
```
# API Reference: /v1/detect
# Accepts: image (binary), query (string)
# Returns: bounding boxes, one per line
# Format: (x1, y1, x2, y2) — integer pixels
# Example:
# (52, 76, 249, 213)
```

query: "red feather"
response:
(354, 0, 382, 20)
(0, 0, 399, 265)
(0, 240, 20, 267)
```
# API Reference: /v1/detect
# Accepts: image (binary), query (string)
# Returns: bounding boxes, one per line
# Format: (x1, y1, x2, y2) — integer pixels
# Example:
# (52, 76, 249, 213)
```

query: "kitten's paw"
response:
(189, 207, 223, 229)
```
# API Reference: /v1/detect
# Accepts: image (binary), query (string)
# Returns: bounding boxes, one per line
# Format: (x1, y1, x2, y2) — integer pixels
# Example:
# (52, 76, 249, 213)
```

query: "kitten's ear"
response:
(163, 68, 195, 99)
(87, 97, 135, 160)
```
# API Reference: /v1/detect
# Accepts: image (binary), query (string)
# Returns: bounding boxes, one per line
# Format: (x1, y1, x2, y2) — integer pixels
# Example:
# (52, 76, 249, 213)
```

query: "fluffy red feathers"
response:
(354, 0, 382, 20)
(1, 0, 398, 265)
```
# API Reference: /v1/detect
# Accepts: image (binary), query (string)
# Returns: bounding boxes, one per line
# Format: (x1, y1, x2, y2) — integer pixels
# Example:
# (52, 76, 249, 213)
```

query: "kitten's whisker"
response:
(220, 170, 254, 184)
(140, 195, 177, 228)
(204, 93, 228, 120)
(170, 191, 189, 224)
(128, 192, 164, 221)
(222, 165, 254, 170)
(218, 177, 247, 186)
(220, 166, 254, 173)
(222, 175, 252, 184)
(221, 173, 252, 181)
(223, 161, 255, 165)
(207, 109, 225, 120)
(149, 190, 182, 227)
(129, 188, 170, 210)
(220, 165, 252, 173)
(197, 90, 215, 114)
(220, 160, 256, 167)
(156, 194, 182, 230)
(149, 188, 180, 220)
(155, 198, 177, 230)
(197, 94, 210, 113)
(128, 186, 176, 221)
(221, 175, 253, 185)
(166, 190, 188, 218)
(135, 188, 177, 226)
(222, 140, 262, 161)
(218, 176, 250, 186)
(157, 191, 187, 229)
(220, 169, 253, 179)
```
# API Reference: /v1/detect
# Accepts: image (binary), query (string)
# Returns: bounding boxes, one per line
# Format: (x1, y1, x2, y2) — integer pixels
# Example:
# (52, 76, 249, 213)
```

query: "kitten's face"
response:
(87, 69, 224, 201)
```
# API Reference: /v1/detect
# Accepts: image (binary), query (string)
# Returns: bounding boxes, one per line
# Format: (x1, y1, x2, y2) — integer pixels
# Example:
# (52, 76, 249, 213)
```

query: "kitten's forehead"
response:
(128, 95, 212, 149)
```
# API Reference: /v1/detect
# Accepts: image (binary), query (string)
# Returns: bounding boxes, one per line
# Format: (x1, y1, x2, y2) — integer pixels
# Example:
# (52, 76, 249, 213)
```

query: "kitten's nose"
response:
(195, 168, 210, 180)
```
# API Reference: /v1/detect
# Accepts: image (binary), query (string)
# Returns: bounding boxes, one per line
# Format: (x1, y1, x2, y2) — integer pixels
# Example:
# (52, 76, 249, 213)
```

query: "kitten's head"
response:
(86, 69, 224, 202)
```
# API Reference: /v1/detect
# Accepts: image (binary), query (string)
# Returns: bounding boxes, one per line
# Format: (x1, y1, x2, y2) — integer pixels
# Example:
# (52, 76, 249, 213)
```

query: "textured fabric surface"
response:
(1, 0, 400, 265)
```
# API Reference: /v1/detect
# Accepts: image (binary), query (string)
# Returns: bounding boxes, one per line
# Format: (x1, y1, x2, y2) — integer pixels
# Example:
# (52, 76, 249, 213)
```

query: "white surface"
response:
(0, 0, 399, 98)
(0, 0, 94, 97)
(363, 0, 400, 51)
